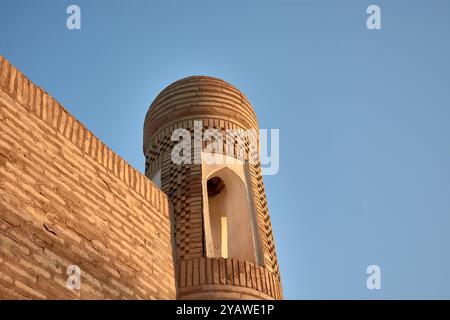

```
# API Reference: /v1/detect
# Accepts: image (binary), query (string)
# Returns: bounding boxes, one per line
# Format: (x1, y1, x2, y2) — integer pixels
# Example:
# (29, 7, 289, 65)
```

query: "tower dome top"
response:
(144, 76, 259, 152)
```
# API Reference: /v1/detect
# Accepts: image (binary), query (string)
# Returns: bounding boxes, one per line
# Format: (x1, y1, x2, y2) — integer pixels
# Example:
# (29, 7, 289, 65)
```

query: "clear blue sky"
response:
(1, 0, 450, 299)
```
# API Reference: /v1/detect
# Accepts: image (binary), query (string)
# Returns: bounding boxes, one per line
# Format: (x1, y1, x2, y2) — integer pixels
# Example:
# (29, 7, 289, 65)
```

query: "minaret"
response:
(144, 76, 282, 300)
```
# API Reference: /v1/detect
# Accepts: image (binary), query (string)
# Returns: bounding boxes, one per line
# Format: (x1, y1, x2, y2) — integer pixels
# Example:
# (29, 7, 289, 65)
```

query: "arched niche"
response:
(201, 153, 262, 264)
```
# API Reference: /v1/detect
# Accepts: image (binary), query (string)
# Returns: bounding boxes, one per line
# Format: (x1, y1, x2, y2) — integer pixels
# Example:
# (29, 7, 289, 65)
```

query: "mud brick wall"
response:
(0, 55, 176, 299)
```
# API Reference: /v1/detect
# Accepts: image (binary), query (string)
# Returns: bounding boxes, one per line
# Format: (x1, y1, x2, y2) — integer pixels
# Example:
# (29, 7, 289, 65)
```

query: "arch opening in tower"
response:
(202, 155, 262, 264)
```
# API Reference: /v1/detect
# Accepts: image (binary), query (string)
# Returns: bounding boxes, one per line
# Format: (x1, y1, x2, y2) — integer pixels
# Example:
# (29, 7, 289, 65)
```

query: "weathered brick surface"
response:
(0, 55, 176, 299)
(144, 76, 282, 299)
(178, 257, 282, 300)
(144, 78, 281, 275)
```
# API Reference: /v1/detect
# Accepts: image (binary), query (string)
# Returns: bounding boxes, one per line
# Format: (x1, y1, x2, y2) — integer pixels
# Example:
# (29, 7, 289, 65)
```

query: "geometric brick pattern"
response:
(144, 76, 282, 299)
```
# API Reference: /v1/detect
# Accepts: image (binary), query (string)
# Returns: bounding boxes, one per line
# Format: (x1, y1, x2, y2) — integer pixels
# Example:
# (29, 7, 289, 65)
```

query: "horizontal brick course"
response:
(0, 55, 176, 299)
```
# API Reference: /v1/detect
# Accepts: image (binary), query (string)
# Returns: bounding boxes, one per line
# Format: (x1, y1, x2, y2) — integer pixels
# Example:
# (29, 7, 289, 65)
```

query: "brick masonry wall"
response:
(144, 77, 282, 299)
(0, 55, 176, 299)
(144, 77, 281, 277)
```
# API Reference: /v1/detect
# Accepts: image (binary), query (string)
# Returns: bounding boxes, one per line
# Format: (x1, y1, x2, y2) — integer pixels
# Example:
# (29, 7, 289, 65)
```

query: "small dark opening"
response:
(207, 177, 225, 197)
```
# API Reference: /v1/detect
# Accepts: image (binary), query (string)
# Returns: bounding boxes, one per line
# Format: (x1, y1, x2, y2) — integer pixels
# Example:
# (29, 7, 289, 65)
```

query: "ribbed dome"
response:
(144, 76, 259, 151)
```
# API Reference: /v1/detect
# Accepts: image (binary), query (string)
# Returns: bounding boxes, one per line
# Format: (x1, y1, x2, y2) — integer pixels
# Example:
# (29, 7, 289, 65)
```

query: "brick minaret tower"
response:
(144, 76, 282, 299)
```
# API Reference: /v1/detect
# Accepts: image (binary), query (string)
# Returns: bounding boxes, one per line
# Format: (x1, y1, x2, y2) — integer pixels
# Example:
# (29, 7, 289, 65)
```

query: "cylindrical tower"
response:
(144, 76, 282, 300)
